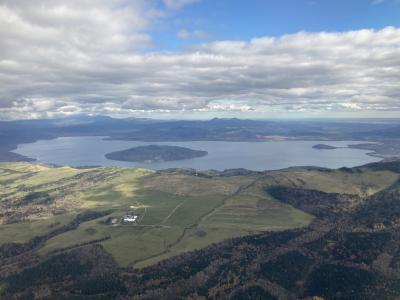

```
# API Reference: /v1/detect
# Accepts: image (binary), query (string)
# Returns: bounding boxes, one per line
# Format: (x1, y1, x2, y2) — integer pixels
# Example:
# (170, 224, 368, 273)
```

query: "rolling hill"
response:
(1, 160, 400, 299)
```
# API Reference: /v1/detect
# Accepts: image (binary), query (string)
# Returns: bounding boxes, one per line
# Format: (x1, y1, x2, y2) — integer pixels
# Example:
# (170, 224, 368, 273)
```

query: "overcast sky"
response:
(0, 0, 399, 120)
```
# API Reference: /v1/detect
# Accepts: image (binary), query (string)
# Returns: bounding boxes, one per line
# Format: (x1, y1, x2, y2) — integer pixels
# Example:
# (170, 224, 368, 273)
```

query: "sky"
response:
(0, 0, 399, 120)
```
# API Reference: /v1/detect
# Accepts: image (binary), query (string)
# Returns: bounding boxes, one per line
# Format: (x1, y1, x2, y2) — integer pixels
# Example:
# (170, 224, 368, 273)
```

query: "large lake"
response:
(13, 136, 380, 171)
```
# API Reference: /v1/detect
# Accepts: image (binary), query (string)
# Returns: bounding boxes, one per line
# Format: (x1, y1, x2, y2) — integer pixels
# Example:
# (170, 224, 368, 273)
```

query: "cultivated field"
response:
(1, 162, 397, 268)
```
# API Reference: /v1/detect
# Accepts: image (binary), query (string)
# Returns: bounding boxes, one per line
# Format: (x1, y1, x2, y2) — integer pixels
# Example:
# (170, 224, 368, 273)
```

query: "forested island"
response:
(312, 144, 339, 150)
(105, 145, 208, 163)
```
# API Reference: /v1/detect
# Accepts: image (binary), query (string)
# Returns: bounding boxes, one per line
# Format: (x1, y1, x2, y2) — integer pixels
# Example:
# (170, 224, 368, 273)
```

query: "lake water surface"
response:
(13, 136, 380, 171)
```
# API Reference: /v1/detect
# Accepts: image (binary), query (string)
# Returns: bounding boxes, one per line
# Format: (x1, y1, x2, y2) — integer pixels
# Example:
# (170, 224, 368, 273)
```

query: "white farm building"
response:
(123, 215, 138, 222)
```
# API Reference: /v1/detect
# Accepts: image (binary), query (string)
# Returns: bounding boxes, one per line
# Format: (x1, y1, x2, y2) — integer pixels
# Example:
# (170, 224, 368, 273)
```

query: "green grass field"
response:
(1, 162, 397, 268)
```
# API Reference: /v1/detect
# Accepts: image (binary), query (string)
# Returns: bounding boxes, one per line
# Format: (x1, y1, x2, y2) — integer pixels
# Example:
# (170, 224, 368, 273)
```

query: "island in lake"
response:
(105, 145, 208, 163)
(312, 144, 340, 150)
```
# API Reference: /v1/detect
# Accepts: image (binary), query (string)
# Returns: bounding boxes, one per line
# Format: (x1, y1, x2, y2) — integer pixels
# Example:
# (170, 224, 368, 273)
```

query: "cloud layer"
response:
(0, 0, 399, 119)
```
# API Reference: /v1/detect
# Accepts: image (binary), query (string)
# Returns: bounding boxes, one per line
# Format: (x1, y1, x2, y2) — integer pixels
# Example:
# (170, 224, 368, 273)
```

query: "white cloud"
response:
(0, 1, 399, 119)
(177, 29, 210, 39)
(163, 0, 199, 10)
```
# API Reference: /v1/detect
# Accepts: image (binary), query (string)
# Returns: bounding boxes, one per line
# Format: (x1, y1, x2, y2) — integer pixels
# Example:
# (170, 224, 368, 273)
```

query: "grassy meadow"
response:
(1, 162, 397, 268)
